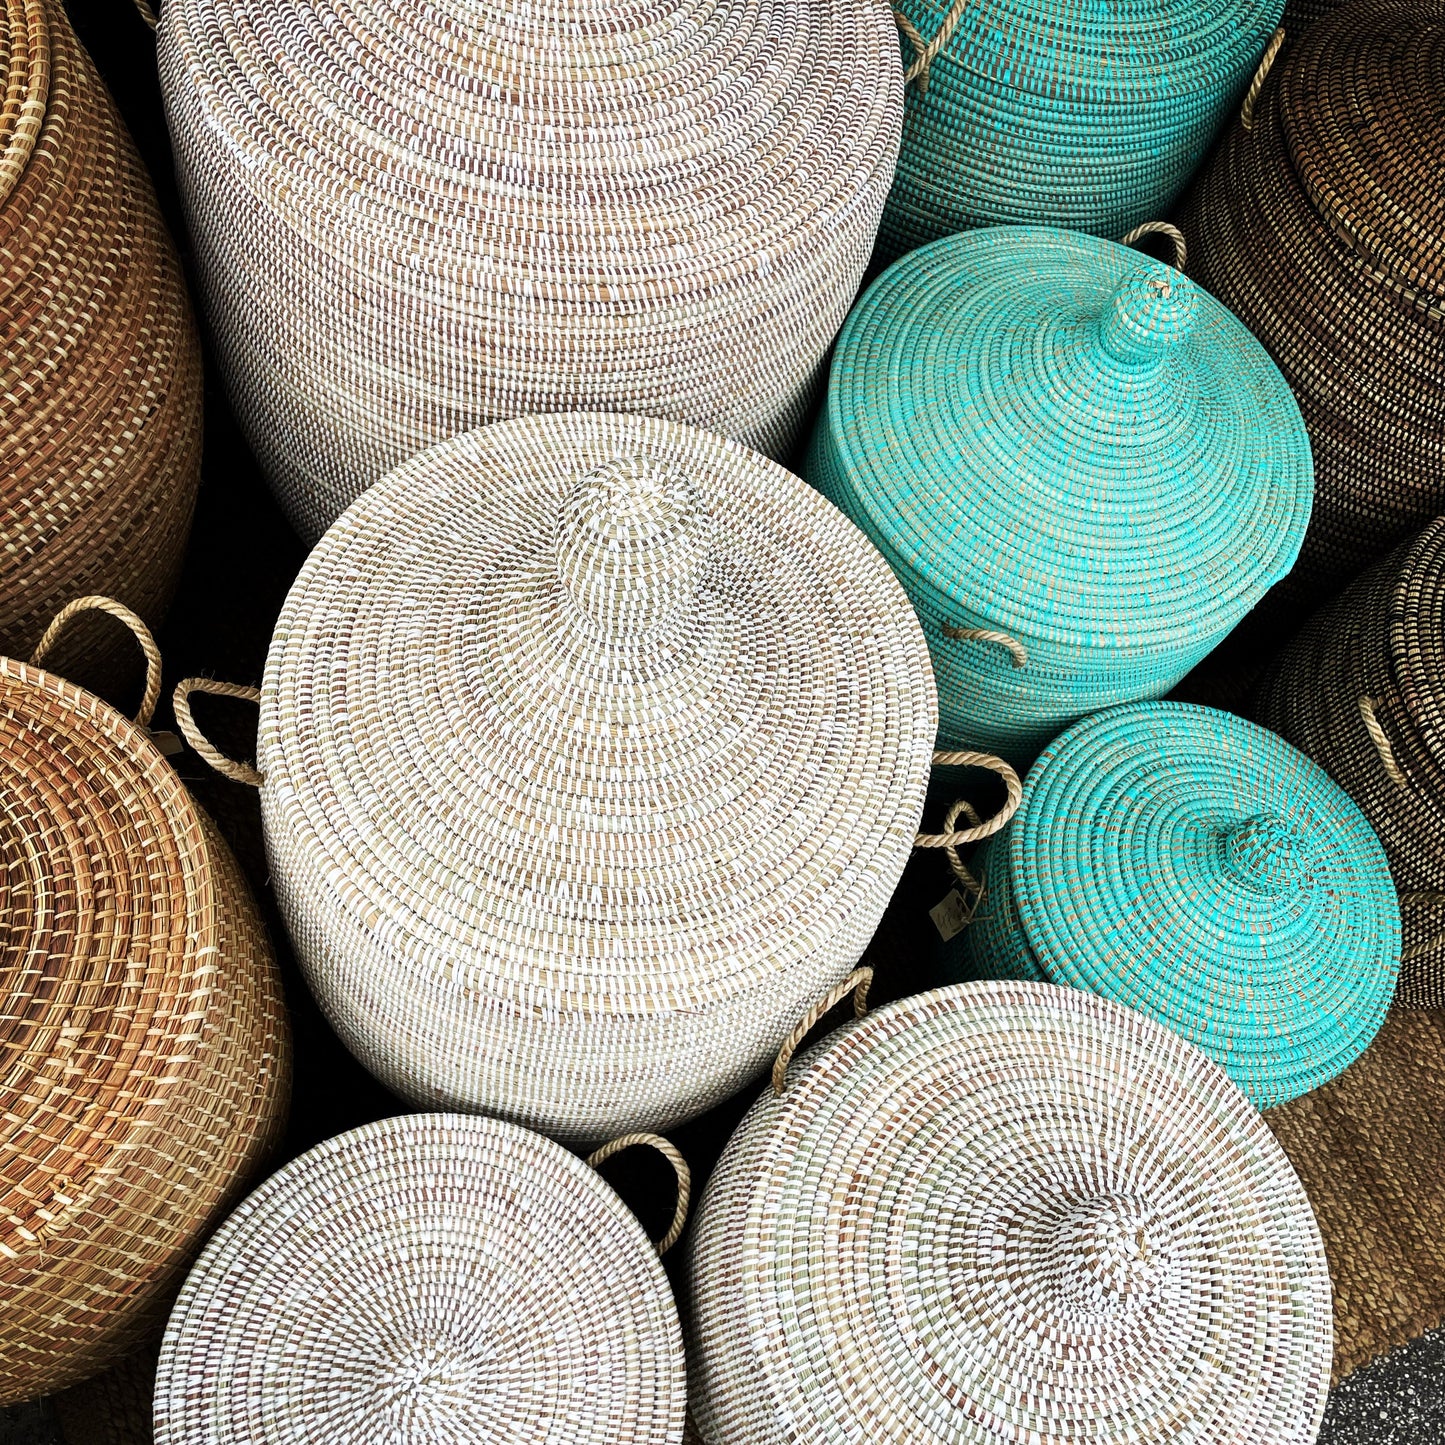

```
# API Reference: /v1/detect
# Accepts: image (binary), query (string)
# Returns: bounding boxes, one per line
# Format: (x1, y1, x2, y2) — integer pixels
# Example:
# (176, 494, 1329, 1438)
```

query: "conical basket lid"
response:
(1006, 702, 1399, 1105)
(820, 226, 1313, 654)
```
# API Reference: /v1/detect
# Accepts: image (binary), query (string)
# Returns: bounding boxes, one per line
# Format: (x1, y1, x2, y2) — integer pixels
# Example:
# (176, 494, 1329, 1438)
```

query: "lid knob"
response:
(555, 456, 712, 639)
(1222, 812, 1312, 896)
(1051, 1194, 1163, 1311)
(1095, 264, 1197, 365)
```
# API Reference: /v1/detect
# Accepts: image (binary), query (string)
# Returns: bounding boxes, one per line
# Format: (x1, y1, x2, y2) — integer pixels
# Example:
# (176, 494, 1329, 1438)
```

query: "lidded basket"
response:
(955, 702, 1399, 1106)
(158, 0, 904, 542)
(155, 1115, 688, 1444)
(0, 599, 289, 1403)
(687, 980, 1333, 1444)
(180, 412, 938, 1145)
(807, 225, 1312, 766)
(878, 0, 1283, 261)
(1257, 518, 1445, 1008)
(1, 0, 202, 681)
(1181, 0, 1445, 634)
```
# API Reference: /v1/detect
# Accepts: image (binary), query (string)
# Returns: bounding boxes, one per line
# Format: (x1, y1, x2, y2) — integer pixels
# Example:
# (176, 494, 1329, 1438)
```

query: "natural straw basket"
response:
(956, 702, 1399, 1106)
(1256, 519, 1445, 1008)
(157, 0, 903, 542)
(0, 597, 289, 1404)
(687, 979, 1332, 1444)
(807, 225, 1313, 767)
(1180, 0, 1445, 637)
(173, 412, 1017, 1146)
(0, 0, 202, 683)
(877, 0, 1282, 262)
(155, 1114, 688, 1445)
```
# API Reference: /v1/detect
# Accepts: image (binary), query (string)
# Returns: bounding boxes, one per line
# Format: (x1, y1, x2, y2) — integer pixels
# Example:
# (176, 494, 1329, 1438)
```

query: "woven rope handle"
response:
(943, 623, 1028, 669)
(1401, 893, 1445, 964)
(772, 966, 873, 1095)
(1119, 221, 1188, 274)
(586, 1133, 691, 1256)
(173, 678, 264, 787)
(1240, 28, 1284, 131)
(1359, 696, 1408, 790)
(31, 596, 163, 728)
(892, 0, 970, 92)
(131, 0, 158, 30)
(916, 750, 1023, 848)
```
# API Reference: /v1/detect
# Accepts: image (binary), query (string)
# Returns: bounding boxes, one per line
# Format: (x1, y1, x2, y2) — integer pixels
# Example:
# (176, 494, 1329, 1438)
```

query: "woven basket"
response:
(155, 1114, 687, 1444)
(0, 0, 202, 684)
(1180, 0, 1445, 639)
(807, 225, 1313, 767)
(0, 598, 289, 1404)
(954, 702, 1399, 1106)
(877, 0, 1282, 262)
(687, 978, 1332, 1444)
(157, 0, 902, 542)
(173, 412, 1006, 1147)
(1256, 519, 1445, 1008)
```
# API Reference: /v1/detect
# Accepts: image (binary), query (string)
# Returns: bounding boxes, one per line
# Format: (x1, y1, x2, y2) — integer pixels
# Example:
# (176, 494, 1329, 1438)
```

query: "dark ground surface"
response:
(4, 4, 1442, 1440)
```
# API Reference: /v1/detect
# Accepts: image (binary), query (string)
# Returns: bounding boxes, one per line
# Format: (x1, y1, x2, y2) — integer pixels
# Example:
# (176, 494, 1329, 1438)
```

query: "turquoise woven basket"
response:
(952, 702, 1400, 1107)
(879, 0, 1283, 262)
(806, 225, 1313, 766)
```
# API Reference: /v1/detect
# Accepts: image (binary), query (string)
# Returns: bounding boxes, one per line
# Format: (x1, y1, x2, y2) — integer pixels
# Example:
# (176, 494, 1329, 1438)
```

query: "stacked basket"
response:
(159, 0, 904, 539)
(0, 0, 202, 682)
(1257, 519, 1445, 1008)
(1181, 0, 1445, 636)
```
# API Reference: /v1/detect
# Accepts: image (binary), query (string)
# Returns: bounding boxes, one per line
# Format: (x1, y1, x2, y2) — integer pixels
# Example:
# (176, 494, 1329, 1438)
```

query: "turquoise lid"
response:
(960, 702, 1400, 1106)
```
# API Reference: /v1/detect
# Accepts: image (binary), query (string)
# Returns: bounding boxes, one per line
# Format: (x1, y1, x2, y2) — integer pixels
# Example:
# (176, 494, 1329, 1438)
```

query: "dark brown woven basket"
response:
(1255, 518, 1445, 1008)
(1181, 0, 1445, 647)
(0, 0, 203, 690)
(1281, 0, 1350, 32)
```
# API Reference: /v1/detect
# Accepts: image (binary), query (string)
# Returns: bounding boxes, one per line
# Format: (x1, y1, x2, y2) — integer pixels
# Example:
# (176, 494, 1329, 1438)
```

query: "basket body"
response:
(877, 0, 1282, 261)
(0, 1, 203, 687)
(0, 660, 289, 1402)
(159, 0, 903, 541)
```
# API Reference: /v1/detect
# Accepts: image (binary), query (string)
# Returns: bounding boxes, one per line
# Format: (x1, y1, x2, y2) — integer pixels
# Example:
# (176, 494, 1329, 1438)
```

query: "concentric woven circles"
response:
(155, 1113, 686, 1445)
(687, 981, 1332, 1444)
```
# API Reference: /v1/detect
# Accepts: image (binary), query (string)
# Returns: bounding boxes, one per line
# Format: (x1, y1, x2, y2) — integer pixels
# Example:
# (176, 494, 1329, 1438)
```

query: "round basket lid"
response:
(1282, 0, 1445, 303)
(259, 413, 936, 1131)
(1005, 703, 1399, 1106)
(820, 226, 1313, 653)
(155, 1114, 685, 1444)
(688, 982, 1332, 1445)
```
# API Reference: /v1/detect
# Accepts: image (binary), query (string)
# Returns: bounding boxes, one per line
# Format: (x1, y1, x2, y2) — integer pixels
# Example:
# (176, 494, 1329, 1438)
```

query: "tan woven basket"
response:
(155, 1114, 688, 1444)
(158, 0, 903, 542)
(688, 978, 1333, 1444)
(0, 0, 203, 684)
(0, 598, 290, 1404)
(175, 413, 1019, 1145)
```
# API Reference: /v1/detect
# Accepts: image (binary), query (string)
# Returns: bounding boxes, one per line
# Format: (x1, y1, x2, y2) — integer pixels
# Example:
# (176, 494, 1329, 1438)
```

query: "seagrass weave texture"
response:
(1256, 519, 1445, 1008)
(187, 412, 937, 1144)
(154, 1114, 686, 1445)
(687, 982, 1332, 1444)
(0, 616, 289, 1403)
(0, 0, 202, 678)
(158, 0, 903, 541)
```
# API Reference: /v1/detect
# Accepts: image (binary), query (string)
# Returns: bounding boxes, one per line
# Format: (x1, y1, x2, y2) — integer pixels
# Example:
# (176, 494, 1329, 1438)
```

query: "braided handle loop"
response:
(772, 967, 873, 1095)
(131, 0, 159, 30)
(893, 0, 971, 92)
(916, 750, 1023, 848)
(1119, 221, 1188, 274)
(942, 623, 1028, 669)
(32, 595, 163, 728)
(1359, 696, 1407, 790)
(1241, 28, 1285, 131)
(586, 1133, 691, 1256)
(173, 678, 263, 787)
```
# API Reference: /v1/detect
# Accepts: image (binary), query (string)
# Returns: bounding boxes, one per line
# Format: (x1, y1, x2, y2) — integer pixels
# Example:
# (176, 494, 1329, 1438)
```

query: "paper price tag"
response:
(929, 888, 972, 943)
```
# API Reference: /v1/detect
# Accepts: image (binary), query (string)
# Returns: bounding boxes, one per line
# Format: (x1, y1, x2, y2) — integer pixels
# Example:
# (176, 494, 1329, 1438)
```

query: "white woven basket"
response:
(155, 1114, 688, 1444)
(157, 0, 904, 540)
(687, 979, 1333, 1445)
(174, 412, 986, 1146)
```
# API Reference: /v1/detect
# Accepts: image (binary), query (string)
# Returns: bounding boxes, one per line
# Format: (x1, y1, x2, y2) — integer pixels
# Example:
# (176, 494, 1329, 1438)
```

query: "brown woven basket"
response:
(0, 598, 290, 1404)
(1255, 519, 1445, 1008)
(1180, 0, 1445, 644)
(0, 0, 203, 688)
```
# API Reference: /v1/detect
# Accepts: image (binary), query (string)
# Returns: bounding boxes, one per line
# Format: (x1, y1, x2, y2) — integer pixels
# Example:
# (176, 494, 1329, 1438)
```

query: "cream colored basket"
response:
(158, 0, 904, 540)
(177, 412, 1017, 1145)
